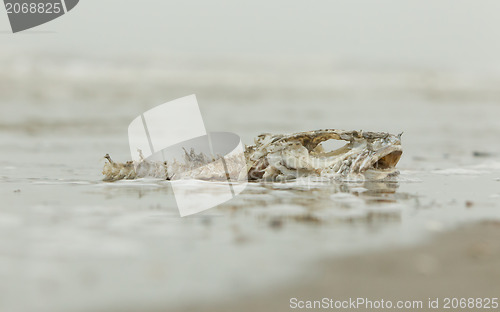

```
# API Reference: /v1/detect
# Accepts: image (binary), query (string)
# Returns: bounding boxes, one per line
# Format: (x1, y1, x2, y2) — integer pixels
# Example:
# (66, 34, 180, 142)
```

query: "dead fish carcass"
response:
(103, 129, 403, 182)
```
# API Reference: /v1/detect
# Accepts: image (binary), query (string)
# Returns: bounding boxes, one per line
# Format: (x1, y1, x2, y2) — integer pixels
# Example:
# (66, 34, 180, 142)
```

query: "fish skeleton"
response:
(102, 129, 403, 182)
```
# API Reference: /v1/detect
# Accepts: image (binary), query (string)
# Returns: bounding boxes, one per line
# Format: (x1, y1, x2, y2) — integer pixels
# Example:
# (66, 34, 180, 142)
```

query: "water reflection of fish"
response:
(103, 129, 403, 182)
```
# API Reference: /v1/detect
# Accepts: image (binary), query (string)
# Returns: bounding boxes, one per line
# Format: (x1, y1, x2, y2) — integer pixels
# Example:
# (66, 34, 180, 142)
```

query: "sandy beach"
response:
(1, 51, 500, 312)
(180, 221, 500, 312)
(1, 2, 500, 311)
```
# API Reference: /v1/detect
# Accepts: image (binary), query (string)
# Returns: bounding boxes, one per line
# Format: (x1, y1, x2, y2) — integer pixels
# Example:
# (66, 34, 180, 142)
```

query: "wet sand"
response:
(1, 51, 500, 312)
(180, 221, 500, 312)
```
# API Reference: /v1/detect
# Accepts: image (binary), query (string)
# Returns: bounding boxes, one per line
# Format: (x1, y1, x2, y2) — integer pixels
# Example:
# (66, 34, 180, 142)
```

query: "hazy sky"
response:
(1, 0, 500, 70)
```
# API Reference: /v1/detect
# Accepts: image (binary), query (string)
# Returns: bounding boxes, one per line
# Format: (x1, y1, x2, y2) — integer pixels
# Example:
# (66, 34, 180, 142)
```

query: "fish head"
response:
(247, 130, 403, 181)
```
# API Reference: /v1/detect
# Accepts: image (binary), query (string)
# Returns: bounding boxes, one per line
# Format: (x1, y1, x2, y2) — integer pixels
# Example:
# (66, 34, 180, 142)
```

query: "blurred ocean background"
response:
(1, 1, 500, 311)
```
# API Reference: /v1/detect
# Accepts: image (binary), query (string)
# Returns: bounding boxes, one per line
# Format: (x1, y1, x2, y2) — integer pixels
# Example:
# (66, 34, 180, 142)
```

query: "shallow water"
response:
(1, 51, 500, 312)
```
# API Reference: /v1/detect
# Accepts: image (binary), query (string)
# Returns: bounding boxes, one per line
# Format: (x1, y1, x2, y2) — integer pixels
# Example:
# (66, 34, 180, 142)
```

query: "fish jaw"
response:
(355, 146, 403, 180)
(344, 135, 403, 180)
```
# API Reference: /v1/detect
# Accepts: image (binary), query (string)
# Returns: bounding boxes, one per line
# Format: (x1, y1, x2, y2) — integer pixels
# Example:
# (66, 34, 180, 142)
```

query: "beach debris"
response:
(269, 218, 283, 229)
(103, 129, 403, 182)
(473, 151, 495, 158)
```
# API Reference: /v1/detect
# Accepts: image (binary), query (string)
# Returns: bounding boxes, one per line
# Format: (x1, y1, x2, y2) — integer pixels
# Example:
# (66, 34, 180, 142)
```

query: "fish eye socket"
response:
(320, 139, 348, 152)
